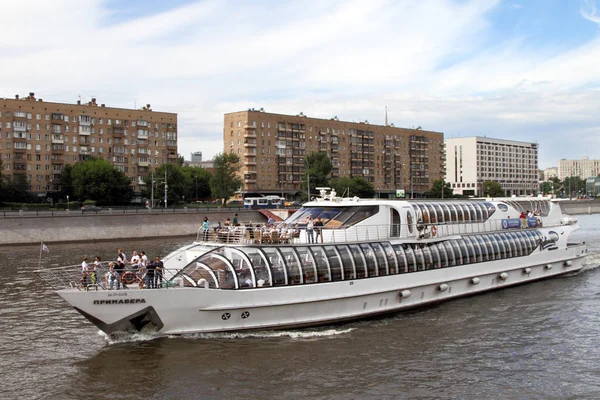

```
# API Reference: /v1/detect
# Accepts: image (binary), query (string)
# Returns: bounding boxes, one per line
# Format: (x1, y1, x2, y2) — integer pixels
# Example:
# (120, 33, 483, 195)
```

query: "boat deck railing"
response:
(34, 265, 182, 291)
(195, 217, 551, 245)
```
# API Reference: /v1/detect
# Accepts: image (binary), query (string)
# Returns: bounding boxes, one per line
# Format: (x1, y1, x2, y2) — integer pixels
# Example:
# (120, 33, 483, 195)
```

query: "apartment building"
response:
(224, 109, 445, 198)
(0, 93, 178, 196)
(445, 137, 538, 196)
(557, 157, 600, 180)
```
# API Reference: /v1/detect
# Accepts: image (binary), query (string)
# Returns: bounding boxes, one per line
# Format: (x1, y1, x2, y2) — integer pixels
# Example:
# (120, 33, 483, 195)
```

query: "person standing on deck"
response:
(153, 256, 164, 289)
(314, 217, 324, 243)
(202, 217, 210, 241)
(306, 216, 314, 244)
(138, 251, 148, 289)
(81, 257, 90, 287)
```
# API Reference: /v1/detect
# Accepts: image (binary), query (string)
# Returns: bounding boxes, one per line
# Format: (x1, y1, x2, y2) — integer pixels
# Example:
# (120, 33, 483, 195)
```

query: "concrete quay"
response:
(558, 200, 600, 215)
(0, 209, 265, 246)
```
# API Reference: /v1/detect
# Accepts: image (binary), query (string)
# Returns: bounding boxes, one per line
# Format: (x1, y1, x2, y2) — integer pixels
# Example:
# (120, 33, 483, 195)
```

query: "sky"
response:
(1, 0, 600, 169)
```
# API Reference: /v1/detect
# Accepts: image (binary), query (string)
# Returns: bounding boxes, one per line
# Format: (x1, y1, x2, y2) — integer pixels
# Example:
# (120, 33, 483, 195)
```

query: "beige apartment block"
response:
(224, 109, 445, 198)
(445, 136, 539, 197)
(0, 93, 178, 197)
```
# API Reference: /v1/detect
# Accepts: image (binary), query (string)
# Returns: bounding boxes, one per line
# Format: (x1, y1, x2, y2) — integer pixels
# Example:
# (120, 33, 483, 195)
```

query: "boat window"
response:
(197, 252, 237, 289)
(404, 244, 417, 272)
(310, 247, 331, 282)
(443, 241, 456, 267)
(437, 243, 448, 268)
(225, 250, 254, 288)
(413, 244, 426, 271)
(475, 235, 489, 262)
(456, 203, 465, 222)
(484, 235, 498, 260)
(348, 244, 367, 278)
(262, 248, 287, 286)
(393, 244, 408, 273)
(324, 246, 343, 281)
(433, 203, 444, 224)
(441, 203, 451, 224)
(406, 211, 414, 233)
(381, 242, 398, 274)
(497, 203, 509, 212)
(424, 204, 436, 224)
(414, 203, 424, 225)
(286, 206, 380, 229)
(509, 232, 523, 257)
(465, 236, 481, 263)
(466, 203, 477, 222)
(447, 203, 457, 223)
(360, 243, 378, 277)
(337, 245, 356, 280)
(295, 247, 317, 283)
(244, 248, 271, 287)
(483, 202, 496, 219)
(371, 243, 389, 276)
(495, 234, 507, 259)
(181, 262, 218, 288)
(498, 233, 513, 258)
(279, 247, 302, 285)
(429, 244, 441, 269)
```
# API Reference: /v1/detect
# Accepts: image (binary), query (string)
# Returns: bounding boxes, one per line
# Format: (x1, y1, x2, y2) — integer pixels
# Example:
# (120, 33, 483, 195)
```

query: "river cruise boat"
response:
(36, 190, 588, 336)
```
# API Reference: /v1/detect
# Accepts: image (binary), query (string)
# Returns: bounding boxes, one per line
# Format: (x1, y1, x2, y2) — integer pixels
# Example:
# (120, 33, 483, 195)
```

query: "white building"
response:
(557, 157, 600, 180)
(445, 137, 538, 197)
(543, 167, 558, 181)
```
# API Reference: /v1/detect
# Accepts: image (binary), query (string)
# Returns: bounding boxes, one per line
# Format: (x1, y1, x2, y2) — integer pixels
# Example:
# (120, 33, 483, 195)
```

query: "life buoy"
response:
(121, 271, 137, 285)
(431, 226, 437, 237)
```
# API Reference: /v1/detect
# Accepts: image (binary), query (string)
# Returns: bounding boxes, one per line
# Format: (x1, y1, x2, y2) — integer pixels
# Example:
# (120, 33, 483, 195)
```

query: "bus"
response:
(243, 196, 284, 209)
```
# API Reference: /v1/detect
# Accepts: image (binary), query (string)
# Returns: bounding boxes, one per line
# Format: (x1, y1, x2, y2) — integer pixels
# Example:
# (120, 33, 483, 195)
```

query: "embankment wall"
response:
(0, 210, 265, 246)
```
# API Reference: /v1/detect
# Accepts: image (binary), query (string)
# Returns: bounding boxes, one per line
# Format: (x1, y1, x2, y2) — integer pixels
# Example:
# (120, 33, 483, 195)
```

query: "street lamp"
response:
(66, 195, 69, 210)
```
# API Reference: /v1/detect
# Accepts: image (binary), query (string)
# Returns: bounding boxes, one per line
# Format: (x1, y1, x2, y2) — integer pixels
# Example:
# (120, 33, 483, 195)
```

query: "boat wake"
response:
(99, 327, 355, 344)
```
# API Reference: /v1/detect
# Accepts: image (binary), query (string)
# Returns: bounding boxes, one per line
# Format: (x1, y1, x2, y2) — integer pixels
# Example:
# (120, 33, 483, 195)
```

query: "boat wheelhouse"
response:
(36, 191, 588, 335)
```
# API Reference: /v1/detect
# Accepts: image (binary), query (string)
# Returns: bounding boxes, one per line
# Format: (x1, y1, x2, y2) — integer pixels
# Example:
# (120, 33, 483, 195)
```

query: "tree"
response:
(181, 166, 212, 201)
(303, 152, 332, 198)
(562, 176, 586, 198)
(210, 153, 242, 201)
(71, 158, 134, 205)
(482, 181, 504, 197)
(330, 176, 375, 198)
(2, 173, 33, 203)
(141, 163, 187, 206)
(60, 164, 74, 200)
(427, 179, 453, 199)
(177, 154, 185, 167)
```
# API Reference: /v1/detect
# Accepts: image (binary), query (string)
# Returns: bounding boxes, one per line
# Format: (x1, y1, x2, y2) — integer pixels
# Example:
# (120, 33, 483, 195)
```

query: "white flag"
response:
(42, 243, 49, 252)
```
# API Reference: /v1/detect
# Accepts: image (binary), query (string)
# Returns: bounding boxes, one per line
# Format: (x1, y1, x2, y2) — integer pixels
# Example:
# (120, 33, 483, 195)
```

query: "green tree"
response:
(59, 164, 74, 201)
(303, 152, 332, 198)
(178, 154, 185, 167)
(427, 179, 453, 199)
(141, 163, 187, 206)
(329, 176, 375, 198)
(181, 166, 212, 201)
(482, 180, 504, 197)
(71, 158, 133, 205)
(2, 173, 32, 203)
(210, 153, 242, 201)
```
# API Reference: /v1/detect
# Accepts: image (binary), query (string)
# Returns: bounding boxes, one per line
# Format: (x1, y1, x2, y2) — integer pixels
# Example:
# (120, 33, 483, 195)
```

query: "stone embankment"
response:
(0, 209, 265, 246)
(559, 200, 600, 215)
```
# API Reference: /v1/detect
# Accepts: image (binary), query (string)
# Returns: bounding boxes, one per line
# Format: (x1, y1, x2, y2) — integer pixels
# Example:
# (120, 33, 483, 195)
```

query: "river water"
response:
(1, 215, 600, 400)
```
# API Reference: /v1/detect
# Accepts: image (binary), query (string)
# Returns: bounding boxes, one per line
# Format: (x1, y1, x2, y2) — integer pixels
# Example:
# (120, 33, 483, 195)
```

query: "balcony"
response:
(13, 124, 27, 132)
(79, 126, 91, 136)
(112, 127, 124, 136)
(167, 140, 177, 148)
(52, 145, 64, 154)
(244, 130, 257, 137)
(51, 157, 64, 164)
(244, 150, 257, 157)
(244, 159, 257, 166)
(244, 141, 257, 147)
(51, 113, 65, 123)
(52, 138, 64, 144)
(78, 116, 92, 126)
(138, 161, 149, 167)
(137, 129, 149, 139)
(13, 111, 27, 118)
(243, 124, 256, 129)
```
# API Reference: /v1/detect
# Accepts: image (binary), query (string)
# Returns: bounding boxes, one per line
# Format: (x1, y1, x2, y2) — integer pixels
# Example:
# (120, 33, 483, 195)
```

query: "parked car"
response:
(284, 201, 302, 207)
(81, 205, 102, 213)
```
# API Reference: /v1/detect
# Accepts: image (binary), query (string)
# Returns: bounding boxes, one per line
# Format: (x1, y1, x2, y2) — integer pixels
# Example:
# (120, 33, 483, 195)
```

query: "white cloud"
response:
(1, 0, 599, 169)
(581, 0, 600, 24)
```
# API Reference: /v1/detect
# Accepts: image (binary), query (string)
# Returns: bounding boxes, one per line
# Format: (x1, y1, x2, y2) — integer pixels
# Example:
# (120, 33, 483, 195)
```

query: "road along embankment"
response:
(0, 209, 265, 246)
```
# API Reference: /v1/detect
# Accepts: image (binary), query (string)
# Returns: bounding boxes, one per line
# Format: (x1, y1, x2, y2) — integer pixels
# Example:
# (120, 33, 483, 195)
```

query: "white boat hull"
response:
(58, 245, 588, 335)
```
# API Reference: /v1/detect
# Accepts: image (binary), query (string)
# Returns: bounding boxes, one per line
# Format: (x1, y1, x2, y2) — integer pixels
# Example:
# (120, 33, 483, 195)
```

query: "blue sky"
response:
(2, 0, 600, 169)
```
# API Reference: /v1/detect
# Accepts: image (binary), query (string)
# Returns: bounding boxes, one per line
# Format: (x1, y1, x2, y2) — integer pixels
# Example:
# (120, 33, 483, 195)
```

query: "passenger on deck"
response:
(130, 251, 140, 271)
(202, 217, 210, 241)
(306, 216, 315, 243)
(145, 257, 155, 289)
(233, 213, 239, 226)
(108, 262, 120, 290)
(138, 251, 148, 289)
(224, 218, 232, 227)
(81, 257, 90, 287)
(153, 256, 164, 288)
(314, 217, 324, 243)
(92, 256, 101, 285)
